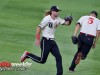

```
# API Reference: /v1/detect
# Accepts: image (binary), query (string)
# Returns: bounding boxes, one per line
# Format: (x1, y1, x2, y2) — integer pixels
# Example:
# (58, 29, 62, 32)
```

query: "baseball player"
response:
(69, 11, 100, 72)
(20, 6, 73, 75)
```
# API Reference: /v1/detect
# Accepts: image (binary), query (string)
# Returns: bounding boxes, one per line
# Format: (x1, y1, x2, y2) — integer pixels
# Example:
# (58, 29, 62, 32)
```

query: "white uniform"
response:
(77, 15, 100, 36)
(39, 15, 65, 38)
(97, 20, 100, 30)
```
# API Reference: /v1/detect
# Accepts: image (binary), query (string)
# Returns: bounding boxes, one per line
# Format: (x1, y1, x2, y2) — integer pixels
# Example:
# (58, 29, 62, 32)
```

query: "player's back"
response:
(78, 15, 100, 36)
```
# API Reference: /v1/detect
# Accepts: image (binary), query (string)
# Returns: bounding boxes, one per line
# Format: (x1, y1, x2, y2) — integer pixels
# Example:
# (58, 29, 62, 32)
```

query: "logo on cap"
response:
(50, 6, 61, 12)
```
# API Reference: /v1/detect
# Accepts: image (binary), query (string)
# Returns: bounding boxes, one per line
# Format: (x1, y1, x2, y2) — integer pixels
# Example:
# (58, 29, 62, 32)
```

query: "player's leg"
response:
(81, 45, 91, 60)
(69, 51, 82, 71)
(50, 41, 63, 75)
(69, 35, 94, 71)
(69, 34, 83, 71)
(69, 43, 93, 71)
(20, 37, 51, 64)
(75, 43, 83, 65)
(81, 36, 94, 60)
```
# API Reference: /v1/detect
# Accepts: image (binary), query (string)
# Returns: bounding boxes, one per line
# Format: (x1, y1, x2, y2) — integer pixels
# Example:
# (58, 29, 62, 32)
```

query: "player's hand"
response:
(64, 16, 73, 25)
(71, 36, 78, 44)
(92, 42, 96, 49)
(35, 39, 40, 46)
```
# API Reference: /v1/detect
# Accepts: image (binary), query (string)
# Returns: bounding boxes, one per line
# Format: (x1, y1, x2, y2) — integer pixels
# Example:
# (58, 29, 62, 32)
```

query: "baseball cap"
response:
(50, 6, 61, 12)
(90, 11, 98, 17)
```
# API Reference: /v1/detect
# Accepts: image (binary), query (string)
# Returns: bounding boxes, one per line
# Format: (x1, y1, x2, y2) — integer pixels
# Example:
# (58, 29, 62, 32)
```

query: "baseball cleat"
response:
(20, 51, 29, 62)
(69, 68, 75, 72)
(75, 52, 82, 65)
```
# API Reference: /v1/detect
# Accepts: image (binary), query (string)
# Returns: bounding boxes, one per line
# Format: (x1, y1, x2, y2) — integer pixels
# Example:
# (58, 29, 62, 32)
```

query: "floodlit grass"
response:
(0, 0, 100, 75)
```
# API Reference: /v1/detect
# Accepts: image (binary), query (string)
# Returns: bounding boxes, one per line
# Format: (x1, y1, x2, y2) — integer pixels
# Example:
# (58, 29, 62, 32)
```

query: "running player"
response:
(20, 6, 72, 75)
(69, 11, 100, 72)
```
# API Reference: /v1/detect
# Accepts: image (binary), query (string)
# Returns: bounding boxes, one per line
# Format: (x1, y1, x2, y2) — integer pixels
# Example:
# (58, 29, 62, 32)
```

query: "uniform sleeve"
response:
(57, 17, 65, 25)
(97, 21, 100, 30)
(77, 16, 85, 25)
(39, 17, 48, 29)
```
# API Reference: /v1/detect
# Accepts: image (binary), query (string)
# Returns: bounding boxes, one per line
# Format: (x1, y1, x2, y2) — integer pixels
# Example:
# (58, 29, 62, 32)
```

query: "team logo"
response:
(56, 6, 59, 10)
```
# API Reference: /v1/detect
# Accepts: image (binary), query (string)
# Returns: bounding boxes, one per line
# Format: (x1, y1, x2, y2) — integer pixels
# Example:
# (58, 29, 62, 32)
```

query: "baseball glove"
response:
(71, 36, 78, 44)
(64, 16, 73, 25)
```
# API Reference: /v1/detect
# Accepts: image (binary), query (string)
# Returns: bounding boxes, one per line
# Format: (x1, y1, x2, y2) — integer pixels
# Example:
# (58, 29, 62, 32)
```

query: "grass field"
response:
(0, 0, 100, 75)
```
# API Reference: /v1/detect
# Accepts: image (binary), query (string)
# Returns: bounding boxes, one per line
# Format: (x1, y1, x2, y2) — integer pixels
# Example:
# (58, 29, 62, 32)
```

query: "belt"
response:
(43, 37, 54, 40)
(80, 32, 95, 37)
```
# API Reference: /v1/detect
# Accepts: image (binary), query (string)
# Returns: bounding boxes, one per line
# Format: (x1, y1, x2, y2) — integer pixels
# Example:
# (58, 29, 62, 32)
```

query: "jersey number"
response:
(88, 17, 94, 24)
(48, 22, 53, 28)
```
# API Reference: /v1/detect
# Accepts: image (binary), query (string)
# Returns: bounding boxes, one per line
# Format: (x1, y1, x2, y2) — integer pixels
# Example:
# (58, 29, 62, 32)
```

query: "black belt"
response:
(80, 32, 95, 38)
(43, 37, 54, 40)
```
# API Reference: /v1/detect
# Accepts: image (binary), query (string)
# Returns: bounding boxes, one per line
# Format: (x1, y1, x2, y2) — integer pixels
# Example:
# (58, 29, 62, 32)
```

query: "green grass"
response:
(0, 0, 100, 75)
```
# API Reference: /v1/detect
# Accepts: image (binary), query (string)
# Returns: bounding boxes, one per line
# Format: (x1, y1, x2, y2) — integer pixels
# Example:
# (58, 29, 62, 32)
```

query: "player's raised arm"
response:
(58, 16, 73, 26)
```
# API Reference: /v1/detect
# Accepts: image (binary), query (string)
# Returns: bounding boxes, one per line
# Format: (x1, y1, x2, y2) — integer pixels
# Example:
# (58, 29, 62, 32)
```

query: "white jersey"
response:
(97, 20, 100, 30)
(77, 15, 100, 36)
(39, 15, 65, 38)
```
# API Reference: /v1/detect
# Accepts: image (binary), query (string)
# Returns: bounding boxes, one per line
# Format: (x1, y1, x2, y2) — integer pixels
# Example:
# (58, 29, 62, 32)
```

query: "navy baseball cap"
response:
(50, 6, 61, 12)
(90, 11, 98, 17)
